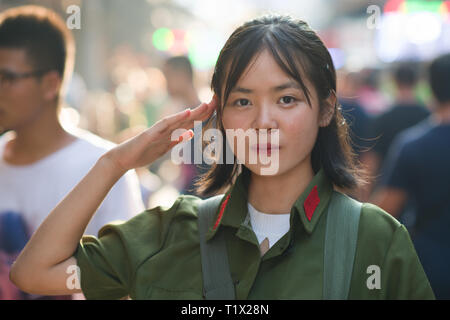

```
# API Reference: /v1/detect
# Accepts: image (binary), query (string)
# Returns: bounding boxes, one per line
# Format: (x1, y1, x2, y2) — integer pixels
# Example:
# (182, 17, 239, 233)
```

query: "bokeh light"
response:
(152, 27, 175, 51)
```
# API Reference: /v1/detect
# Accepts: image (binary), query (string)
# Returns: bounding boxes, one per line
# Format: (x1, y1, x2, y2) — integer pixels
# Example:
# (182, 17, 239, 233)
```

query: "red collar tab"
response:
(213, 194, 231, 230)
(303, 185, 320, 222)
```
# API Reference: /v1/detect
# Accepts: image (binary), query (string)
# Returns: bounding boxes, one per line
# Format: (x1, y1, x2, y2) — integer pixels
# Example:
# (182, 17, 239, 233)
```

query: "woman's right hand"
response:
(104, 96, 217, 174)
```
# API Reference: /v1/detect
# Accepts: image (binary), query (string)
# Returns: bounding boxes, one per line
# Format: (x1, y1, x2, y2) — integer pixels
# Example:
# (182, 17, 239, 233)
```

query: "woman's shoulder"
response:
(359, 202, 402, 235)
(356, 201, 409, 256)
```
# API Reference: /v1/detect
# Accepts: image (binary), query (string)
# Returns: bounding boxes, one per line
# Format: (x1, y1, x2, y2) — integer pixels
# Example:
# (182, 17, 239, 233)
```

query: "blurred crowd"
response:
(0, 4, 449, 300)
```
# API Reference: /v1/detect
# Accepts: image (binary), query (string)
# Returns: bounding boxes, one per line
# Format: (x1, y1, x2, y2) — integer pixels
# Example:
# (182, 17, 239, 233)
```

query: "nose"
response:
(253, 101, 278, 134)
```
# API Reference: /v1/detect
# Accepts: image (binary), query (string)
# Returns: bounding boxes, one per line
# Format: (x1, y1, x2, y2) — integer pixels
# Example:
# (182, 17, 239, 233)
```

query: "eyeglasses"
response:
(0, 69, 51, 89)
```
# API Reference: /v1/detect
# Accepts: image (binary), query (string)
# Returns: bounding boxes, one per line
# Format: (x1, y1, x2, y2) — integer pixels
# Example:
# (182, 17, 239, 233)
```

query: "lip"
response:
(250, 144, 280, 151)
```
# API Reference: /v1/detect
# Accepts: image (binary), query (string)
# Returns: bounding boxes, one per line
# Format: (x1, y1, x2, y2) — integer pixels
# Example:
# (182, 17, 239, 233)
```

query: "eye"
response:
(0, 73, 15, 83)
(279, 96, 297, 105)
(233, 98, 251, 107)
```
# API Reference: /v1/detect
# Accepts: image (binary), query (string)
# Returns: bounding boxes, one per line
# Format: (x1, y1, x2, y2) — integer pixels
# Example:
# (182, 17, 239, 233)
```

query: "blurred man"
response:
(162, 56, 209, 197)
(338, 70, 372, 158)
(371, 53, 450, 299)
(364, 62, 430, 198)
(336, 70, 372, 202)
(0, 6, 144, 299)
(163, 56, 201, 108)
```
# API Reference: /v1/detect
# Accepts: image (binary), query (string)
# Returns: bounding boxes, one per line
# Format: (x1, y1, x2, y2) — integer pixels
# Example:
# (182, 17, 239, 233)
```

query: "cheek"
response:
(5, 85, 43, 115)
(222, 108, 245, 130)
(285, 110, 320, 151)
(222, 109, 254, 158)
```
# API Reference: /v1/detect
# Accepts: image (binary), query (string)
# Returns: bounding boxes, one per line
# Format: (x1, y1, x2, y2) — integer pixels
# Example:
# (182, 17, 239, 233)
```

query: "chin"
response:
(244, 162, 286, 177)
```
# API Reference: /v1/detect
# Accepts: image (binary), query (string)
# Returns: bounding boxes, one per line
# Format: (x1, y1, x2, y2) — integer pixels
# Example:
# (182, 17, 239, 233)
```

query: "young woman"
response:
(10, 15, 434, 300)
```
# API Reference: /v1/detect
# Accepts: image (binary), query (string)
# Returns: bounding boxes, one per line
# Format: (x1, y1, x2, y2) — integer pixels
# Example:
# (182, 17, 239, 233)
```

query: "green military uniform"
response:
(74, 167, 435, 299)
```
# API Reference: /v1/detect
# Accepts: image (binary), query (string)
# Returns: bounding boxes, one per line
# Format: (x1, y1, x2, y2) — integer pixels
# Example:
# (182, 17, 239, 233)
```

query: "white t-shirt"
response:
(247, 202, 290, 249)
(0, 128, 145, 237)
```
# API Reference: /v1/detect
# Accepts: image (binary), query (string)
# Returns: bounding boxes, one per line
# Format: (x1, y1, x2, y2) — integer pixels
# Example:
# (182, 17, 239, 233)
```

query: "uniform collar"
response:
(205, 166, 334, 241)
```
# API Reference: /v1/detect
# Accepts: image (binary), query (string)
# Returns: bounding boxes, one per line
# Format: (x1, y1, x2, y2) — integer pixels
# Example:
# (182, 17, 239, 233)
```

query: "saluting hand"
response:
(104, 96, 218, 174)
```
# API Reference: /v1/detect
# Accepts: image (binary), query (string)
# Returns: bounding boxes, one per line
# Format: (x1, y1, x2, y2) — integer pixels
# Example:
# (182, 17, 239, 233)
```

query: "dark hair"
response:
(393, 62, 419, 87)
(0, 5, 75, 90)
(429, 53, 450, 105)
(193, 14, 367, 197)
(164, 56, 194, 81)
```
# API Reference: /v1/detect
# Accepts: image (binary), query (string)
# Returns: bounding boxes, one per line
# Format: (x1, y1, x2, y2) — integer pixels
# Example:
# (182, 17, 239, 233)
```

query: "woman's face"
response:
(221, 49, 326, 177)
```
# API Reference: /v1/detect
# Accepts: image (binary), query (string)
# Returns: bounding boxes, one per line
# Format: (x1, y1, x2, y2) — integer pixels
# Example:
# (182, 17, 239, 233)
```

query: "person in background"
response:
(336, 70, 372, 201)
(364, 62, 430, 199)
(0, 5, 144, 299)
(371, 53, 450, 299)
(162, 56, 209, 198)
(357, 68, 389, 116)
(163, 56, 202, 109)
(337, 70, 372, 157)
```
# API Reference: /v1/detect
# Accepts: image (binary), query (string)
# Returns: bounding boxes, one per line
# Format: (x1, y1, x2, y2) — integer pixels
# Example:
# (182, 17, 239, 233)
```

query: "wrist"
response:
(98, 152, 128, 181)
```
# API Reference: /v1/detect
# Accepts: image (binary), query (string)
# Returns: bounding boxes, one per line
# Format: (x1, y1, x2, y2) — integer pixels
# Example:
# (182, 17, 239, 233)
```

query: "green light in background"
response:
(188, 46, 219, 71)
(405, 0, 442, 13)
(385, 0, 450, 14)
(152, 28, 174, 51)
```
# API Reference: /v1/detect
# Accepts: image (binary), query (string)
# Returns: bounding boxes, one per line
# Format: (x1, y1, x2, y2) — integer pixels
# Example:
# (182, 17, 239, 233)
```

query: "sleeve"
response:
(381, 224, 435, 299)
(73, 196, 187, 300)
(74, 228, 132, 300)
(379, 135, 412, 190)
(84, 169, 145, 236)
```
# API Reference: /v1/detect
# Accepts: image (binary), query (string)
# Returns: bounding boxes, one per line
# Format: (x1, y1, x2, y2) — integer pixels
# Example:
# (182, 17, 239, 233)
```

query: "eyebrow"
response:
(230, 81, 302, 94)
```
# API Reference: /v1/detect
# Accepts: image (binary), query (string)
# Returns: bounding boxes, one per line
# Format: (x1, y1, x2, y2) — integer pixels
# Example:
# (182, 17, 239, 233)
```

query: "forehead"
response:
(225, 49, 314, 97)
(0, 48, 32, 71)
(236, 50, 298, 87)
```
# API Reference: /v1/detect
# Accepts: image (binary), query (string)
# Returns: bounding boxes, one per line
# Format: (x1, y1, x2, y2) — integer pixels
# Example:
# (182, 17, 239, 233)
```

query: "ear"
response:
(40, 71, 62, 101)
(319, 90, 337, 128)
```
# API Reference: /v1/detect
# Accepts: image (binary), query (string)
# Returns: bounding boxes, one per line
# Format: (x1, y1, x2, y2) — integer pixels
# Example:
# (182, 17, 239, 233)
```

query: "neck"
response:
(432, 103, 450, 125)
(4, 104, 76, 165)
(396, 87, 416, 104)
(247, 159, 314, 214)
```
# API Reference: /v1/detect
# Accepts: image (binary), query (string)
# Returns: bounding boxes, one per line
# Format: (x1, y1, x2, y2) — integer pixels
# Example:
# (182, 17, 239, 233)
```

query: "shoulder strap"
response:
(198, 194, 236, 300)
(323, 191, 362, 300)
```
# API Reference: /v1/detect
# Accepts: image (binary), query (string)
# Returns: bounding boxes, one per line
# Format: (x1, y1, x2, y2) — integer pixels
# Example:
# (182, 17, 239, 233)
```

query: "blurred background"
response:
(2, 0, 449, 208)
(0, 0, 450, 207)
(1, 0, 450, 300)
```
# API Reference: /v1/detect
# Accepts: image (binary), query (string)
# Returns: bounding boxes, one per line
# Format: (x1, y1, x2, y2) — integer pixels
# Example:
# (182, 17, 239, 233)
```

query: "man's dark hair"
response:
(429, 53, 450, 105)
(0, 5, 75, 89)
(165, 56, 194, 81)
(393, 62, 419, 88)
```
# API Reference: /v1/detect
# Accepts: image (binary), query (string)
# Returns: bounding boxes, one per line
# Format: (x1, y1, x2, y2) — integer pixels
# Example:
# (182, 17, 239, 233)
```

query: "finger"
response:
(189, 101, 216, 120)
(176, 112, 213, 133)
(161, 102, 214, 136)
(162, 108, 192, 128)
(167, 128, 192, 146)
(208, 94, 218, 110)
(173, 102, 213, 129)
(177, 129, 194, 143)
(187, 102, 209, 119)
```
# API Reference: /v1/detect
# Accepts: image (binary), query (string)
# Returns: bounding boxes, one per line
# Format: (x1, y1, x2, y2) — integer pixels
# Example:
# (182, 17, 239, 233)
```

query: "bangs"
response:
(216, 27, 316, 111)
